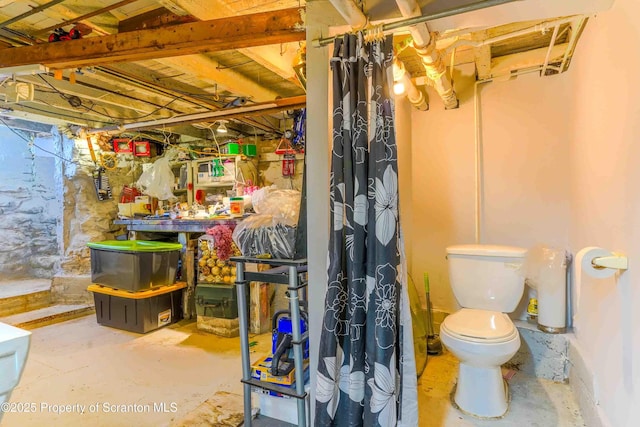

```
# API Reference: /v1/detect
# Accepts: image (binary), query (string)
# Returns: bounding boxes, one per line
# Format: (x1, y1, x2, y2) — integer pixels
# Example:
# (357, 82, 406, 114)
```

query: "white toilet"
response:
(0, 322, 31, 423)
(440, 244, 527, 418)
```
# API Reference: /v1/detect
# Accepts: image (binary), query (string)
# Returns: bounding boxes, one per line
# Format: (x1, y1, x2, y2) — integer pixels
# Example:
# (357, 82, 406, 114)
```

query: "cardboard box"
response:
(251, 355, 309, 386)
(253, 383, 310, 425)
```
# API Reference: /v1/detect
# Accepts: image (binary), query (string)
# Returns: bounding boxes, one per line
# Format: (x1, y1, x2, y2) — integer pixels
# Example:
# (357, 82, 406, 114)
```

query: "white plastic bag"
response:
(136, 156, 175, 201)
(252, 187, 301, 226)
(234, 189, 302, 258)
(521, 244, 566, 291)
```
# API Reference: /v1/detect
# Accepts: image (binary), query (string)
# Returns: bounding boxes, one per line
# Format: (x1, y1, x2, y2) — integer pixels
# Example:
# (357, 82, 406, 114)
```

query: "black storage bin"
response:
(88, 283, 185, 333)
(87, 240, 182, 292)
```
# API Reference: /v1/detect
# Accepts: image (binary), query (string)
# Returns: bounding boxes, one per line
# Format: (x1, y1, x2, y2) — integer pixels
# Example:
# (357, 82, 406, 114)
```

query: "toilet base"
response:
(453, 363, 510, 418)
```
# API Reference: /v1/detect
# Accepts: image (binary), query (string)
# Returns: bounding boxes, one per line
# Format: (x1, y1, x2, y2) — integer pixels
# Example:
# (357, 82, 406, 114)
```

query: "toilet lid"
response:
(442, 308, 516, 342)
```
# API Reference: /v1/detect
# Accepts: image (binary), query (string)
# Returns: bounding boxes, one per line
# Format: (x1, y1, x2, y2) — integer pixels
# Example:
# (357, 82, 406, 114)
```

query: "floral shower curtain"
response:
(315, 33, 418, 427)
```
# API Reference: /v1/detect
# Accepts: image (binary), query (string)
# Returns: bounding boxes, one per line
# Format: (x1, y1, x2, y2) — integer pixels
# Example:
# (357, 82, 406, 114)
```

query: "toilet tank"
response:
(446, 244, 527, 312)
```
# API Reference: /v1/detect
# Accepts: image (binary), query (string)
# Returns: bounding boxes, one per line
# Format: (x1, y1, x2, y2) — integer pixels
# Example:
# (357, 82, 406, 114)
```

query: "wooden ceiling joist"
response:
(0, 7, 305, 70)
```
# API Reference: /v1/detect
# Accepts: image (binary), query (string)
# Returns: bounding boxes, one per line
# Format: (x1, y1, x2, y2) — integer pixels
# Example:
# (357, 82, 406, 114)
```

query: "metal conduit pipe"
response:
(328, 0, 428, 110)
(394, 0, 459, 109)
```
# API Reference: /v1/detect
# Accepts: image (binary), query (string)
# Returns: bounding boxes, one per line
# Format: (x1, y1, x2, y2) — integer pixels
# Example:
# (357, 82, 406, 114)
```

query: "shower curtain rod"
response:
(312, 0, 522, 47)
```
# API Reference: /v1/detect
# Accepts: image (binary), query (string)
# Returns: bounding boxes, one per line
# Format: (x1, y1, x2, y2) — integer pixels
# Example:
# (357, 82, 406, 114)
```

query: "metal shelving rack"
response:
(231, 256, 308, 427)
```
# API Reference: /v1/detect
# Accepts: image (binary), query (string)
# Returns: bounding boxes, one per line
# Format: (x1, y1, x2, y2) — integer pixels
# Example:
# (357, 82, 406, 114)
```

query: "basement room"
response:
(1, 0, 638, 427)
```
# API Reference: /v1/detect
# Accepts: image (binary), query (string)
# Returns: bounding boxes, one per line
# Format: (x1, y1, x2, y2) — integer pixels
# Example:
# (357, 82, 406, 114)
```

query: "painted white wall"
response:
(308, 1, 635, 425)
(409, 65, 572, 314)
(565, 1, 640, 425)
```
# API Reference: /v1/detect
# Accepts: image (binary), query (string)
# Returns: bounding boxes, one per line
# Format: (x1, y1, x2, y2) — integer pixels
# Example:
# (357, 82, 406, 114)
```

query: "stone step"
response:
(0, 279, 52, 317)
(0, 304, 95, 330)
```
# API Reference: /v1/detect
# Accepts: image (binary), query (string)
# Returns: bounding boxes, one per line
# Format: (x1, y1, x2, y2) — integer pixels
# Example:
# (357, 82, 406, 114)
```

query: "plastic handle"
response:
(592, 254, 628, 271)
(423, 272, 430, 293)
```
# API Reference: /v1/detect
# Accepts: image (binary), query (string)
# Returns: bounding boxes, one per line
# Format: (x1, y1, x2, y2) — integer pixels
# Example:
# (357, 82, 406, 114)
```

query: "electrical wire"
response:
(0, 117, 77, 164)
(36, 74, 188, 123)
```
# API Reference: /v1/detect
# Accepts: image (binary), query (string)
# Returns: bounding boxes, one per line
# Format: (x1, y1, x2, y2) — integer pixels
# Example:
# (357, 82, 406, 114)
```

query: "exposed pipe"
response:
(328, 0, 428, 110)
(540, 25, 560, 76)
(393, 59, 428, 111)
(87, 95, 306, 134)
(472, 66, 548, 244)
(559, 17, 587, 72)
(329, 0, 367, 29)
(395, 0, 458, 109)
(442, 16, 581, 55)
(314, 0, 521, 47)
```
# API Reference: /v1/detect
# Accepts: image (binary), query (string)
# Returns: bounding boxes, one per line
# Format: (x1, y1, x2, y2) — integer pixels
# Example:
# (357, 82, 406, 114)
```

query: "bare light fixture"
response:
(392, 59, 407, 96)
(217, 120, 228, 134)
(393, 81, 406, 95)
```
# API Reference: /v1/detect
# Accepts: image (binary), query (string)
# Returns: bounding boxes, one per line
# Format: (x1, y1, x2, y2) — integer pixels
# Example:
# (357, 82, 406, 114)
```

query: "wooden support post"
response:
(246, 263, 271, 334)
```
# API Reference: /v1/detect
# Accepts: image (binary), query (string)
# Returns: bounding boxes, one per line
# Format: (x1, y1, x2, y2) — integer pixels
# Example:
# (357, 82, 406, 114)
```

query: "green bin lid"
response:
(87, 240, 182, 252)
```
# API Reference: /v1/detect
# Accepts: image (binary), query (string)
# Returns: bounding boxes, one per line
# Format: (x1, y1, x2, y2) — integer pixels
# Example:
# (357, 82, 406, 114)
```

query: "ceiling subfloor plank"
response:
(162, 0, 302, 83)
(34, 0, 141, 36)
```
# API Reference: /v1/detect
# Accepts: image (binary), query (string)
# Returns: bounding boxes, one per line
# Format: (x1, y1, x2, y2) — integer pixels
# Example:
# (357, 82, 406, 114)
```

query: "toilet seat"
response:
(441, 308, 517, 344)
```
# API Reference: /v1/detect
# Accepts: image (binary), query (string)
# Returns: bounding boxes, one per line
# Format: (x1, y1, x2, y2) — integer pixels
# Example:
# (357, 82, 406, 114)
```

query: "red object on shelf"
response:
(113, 138, 133, 154)
(120, 185, 141, 203)
(134, 140, 150, 157)
(195, 189, 205, 204)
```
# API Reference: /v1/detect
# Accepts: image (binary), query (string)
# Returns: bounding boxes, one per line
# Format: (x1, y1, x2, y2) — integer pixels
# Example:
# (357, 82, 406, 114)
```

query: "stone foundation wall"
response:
(58, 138, 141, 277)
(0, 127, 60, 279)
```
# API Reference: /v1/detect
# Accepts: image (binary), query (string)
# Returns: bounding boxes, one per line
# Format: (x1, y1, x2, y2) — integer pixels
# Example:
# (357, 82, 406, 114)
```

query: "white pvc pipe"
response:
(472, 67, 547, 244)
(393, 58, 428, 111)
(394, 0, 431, 47)
(329, 0, 428, 111)
(395, 0, 458, 109)
(473, 80, 484, 244)
(442, 15, 586, 55)
(329, 0, 367, 28)
(541, 25, 560, 77)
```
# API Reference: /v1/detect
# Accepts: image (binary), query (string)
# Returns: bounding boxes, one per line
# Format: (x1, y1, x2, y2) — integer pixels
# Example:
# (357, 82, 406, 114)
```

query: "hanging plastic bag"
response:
(136, 156, 175, 201)
(233, 189, 301, 259)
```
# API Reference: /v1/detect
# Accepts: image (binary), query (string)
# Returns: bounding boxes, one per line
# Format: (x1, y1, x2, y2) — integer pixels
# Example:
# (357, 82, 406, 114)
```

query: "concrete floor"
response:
(3, 316, 584, 426)
(417, 348, 586, 427)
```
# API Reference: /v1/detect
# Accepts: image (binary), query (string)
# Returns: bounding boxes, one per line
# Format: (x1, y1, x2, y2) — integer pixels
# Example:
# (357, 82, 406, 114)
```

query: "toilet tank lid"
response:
(446, 244, 527, 257)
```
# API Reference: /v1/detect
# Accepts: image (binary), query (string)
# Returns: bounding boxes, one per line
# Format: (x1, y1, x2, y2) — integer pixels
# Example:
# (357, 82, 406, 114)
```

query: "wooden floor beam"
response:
(0, 8, 305, 70)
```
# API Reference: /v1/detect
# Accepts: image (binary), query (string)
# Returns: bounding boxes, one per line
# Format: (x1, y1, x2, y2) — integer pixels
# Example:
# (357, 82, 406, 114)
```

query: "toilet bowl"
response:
(440, 308, 520, 418)
(444, 244, 527, 418)
(0, 322, 31, 423)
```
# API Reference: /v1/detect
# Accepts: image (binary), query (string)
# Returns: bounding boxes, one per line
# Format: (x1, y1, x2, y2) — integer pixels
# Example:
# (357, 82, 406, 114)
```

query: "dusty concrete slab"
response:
(3, 316, 272, 427)
(419, 349, 585, 426)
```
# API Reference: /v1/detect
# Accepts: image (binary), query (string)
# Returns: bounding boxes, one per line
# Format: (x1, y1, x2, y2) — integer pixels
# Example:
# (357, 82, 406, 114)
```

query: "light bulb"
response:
(217, 120, 228, 134)
(393, 81, 406, 95)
